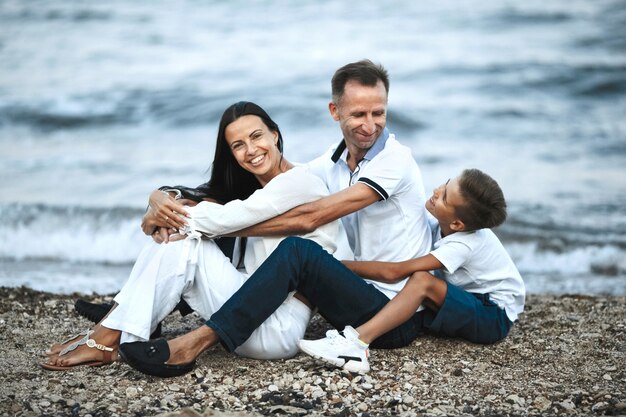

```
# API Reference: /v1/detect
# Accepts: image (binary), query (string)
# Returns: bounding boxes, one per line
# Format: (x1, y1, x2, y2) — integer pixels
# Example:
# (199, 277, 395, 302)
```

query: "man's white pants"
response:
(102, 239, 312, 359)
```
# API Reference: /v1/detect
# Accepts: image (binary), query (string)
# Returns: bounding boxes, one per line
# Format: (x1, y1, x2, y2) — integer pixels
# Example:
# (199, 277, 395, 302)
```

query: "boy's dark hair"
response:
(331, 59, 389, 103)
(455, 169, 507, 231)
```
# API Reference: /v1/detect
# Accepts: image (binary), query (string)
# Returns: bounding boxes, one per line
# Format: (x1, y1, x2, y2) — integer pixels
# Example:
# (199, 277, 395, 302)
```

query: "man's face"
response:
(330, 79, 387, 158)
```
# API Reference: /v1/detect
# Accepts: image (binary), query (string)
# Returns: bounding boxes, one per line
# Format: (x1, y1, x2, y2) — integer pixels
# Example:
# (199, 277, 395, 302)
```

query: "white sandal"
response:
(41, 329, 115, 371)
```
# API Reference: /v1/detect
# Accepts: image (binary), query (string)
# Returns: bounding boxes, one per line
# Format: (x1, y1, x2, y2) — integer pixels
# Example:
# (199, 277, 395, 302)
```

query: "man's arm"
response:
(342, 254, 443, 283)
(233, 183, 380, 237)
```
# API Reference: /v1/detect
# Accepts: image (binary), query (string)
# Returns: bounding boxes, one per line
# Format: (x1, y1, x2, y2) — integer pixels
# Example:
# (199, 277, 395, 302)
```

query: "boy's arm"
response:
(233, 183, 380, 236)
(342, 254, 443, 283)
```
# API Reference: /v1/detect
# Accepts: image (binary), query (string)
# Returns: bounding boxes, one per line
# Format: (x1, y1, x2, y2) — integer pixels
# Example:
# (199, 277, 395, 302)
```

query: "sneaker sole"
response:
(298, 341, 370, 373)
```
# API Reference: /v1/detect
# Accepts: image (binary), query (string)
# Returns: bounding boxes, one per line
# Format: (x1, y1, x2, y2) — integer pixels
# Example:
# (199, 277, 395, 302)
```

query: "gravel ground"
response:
(0, 286, 625, 417)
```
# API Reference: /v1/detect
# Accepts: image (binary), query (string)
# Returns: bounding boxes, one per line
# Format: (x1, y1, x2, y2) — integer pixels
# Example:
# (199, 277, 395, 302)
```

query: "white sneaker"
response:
(298, 325, 370, 373)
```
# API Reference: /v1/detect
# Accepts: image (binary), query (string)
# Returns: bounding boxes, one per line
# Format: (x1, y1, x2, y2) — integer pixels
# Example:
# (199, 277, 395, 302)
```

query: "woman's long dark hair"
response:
(206, 101, 284, 267)
(205, 101, 284, 204)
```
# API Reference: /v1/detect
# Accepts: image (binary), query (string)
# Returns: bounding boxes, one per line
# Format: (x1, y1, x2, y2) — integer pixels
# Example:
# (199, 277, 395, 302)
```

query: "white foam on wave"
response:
(0, 260, 132, 295)
(0, 204, 148, 264)
(2, 220, 146, 264)
(507, 241, 626, 277)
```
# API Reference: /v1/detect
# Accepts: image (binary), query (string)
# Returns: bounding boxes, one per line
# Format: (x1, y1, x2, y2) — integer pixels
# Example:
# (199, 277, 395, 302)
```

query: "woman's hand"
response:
(142, 190, 191, 235)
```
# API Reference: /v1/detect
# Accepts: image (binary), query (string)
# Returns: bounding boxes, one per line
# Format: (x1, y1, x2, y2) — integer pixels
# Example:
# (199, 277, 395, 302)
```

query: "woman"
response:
(42, 101, 338, 370)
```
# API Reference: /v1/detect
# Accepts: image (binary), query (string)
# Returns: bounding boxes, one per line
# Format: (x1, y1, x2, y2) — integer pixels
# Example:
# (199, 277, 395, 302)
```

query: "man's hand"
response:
(150, 227, 169, 244)
(150, 227, 187, 244)
(142, 191, 193, 235)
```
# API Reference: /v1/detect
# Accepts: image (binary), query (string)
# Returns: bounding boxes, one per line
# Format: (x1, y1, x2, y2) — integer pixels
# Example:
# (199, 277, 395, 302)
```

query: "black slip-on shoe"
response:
(74, 299, 162, 339)
(119, 339, 195, 378)
(74, 299, 113, 323)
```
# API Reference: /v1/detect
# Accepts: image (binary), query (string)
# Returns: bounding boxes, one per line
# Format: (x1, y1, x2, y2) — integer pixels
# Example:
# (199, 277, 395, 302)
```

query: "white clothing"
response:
(430, 227, 526, 322)
(307, 129, 432, 299)
(183, 165, 337, 274)
(102, 166, 338, 359)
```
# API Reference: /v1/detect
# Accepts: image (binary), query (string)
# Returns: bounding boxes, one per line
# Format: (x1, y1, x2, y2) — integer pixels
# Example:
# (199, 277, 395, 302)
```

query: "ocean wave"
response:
(2, 202, 625, 283)
(574, 72, 626, 97)
(498, 216, 626, 249)
(507, 241, 626, 278)
(474, 62, 626, 98)
(1, 60, 623, 133)
(591, 141, 626, 156)
(524, 63, 626, 98)
(410, 60, 626, 100)
(387, 110, 427, 133)
(0, 203, 147, 264)
(491, 8, 574, 26)
(0, 3, 114, 23)
(0, 88, 232, 131)
(0, 88, 334, 134)
(496, 218, 626, 279)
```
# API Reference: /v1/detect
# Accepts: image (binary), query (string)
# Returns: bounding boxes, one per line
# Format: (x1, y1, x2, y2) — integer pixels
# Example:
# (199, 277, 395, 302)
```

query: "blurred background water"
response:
(0, 0, 625, 295)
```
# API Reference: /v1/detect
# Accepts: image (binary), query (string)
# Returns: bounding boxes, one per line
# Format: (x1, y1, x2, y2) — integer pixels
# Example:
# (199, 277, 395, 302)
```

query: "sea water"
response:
(1, 0, 625, 294)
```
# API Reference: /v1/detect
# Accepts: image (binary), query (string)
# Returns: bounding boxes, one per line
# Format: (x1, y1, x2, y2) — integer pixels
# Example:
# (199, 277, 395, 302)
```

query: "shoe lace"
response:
(325, 329, 340, 339)
(324, 329, 352, 347)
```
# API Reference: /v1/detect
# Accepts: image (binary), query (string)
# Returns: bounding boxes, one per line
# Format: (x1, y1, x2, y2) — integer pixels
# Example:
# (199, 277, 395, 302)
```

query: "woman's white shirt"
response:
(183, 166, 338, 275)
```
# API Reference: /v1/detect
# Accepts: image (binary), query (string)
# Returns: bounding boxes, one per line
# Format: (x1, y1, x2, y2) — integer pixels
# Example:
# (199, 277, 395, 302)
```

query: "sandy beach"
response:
(0, 286, 624, 417)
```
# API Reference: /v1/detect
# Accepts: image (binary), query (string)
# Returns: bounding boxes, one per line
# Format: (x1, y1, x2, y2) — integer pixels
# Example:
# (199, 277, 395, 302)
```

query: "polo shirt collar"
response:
(330, 128, 390, 163)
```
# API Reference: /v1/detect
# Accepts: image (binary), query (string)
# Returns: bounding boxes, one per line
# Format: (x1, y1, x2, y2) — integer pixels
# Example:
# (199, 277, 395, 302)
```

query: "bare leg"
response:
(293, 292, 313, 308)
(42, 323, 122, 368)
(356, 272, 448, 344)
(165, 325, 220, 365)
(45, 303, 120, 356)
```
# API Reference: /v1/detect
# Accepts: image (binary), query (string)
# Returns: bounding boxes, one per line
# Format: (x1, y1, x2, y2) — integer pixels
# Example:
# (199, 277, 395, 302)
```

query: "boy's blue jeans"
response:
(206, 237, 424, 351)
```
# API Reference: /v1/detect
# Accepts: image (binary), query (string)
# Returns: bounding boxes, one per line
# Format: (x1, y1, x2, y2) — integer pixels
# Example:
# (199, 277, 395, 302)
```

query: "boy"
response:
(298, 169, 525, 373)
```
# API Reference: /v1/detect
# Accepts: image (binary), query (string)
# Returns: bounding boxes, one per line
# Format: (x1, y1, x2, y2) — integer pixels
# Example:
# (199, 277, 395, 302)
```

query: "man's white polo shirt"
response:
(307, 129, 432, 299)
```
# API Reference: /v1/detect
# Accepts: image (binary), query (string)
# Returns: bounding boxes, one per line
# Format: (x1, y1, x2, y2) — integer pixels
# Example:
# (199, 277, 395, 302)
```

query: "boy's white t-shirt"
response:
(430, 227, 526, 322)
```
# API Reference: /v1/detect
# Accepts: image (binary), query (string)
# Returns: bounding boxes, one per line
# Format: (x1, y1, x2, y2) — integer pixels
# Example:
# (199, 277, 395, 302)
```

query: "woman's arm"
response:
(342, 254, 443, 283)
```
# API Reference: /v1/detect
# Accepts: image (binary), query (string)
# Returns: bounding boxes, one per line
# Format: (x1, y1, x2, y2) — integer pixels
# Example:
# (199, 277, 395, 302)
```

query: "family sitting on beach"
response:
(42, 59, 525, 376)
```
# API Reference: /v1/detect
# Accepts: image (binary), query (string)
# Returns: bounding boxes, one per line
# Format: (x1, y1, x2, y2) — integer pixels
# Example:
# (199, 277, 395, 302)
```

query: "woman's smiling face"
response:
(225, 114, 282, 187)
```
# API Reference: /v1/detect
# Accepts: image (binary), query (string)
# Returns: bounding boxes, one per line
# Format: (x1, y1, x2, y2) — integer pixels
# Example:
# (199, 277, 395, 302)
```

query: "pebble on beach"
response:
(0, 287, 624, 417)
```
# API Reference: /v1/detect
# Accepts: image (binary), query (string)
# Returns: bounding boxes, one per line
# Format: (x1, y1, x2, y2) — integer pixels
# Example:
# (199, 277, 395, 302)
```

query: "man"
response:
(120, 59, 433, 376)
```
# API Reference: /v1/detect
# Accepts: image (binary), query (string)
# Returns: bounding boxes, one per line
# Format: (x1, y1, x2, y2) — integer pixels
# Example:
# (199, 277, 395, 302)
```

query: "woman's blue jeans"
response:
(206, 237, 424, 352)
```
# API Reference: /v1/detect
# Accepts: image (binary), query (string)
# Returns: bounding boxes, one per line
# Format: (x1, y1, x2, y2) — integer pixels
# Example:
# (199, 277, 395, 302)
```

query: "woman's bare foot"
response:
(42, 326, 121, 369)
(45, 303, 120, 357)
(44, 332, 89, 357)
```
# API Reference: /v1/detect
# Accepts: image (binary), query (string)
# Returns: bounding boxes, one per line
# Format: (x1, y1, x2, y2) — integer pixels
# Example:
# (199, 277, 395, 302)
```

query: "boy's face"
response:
(425, 176, 465, 227)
